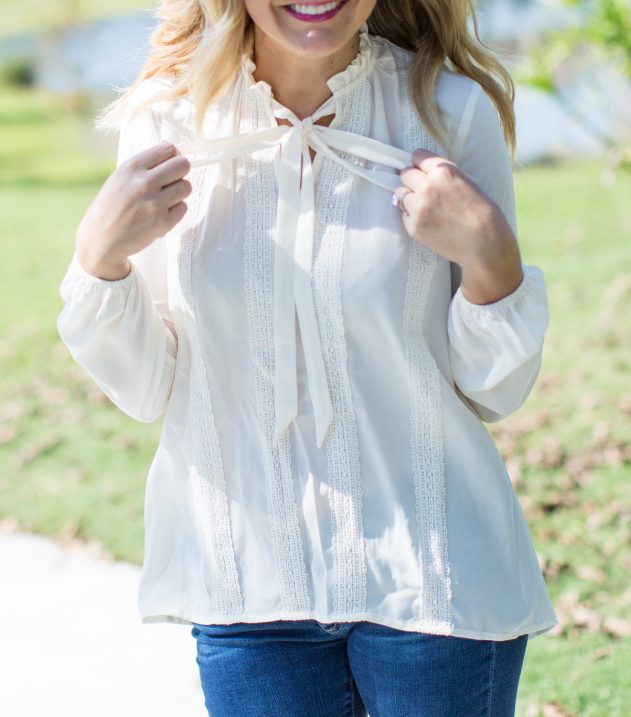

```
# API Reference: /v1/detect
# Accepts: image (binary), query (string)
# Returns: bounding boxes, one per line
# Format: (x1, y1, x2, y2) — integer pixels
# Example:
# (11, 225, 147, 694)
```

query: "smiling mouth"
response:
(283, 0, 349, 22)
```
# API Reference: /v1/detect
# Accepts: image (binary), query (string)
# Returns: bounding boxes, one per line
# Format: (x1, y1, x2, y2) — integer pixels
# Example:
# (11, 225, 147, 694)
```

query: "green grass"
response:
(0, 82, 630, 716)
(0, 0, 155, 38)
(0, 84, 159, 564)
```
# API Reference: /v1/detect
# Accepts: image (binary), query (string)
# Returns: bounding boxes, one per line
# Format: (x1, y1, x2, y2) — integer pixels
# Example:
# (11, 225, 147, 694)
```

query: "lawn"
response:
(0, 82, 629, 717)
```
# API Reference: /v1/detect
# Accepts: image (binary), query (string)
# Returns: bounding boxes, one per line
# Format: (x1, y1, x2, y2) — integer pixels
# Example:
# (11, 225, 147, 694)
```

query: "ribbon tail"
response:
(272, 241, 298, 447)
(293, 146, 334, 449)
(178, 126, 289, 168)
(309, 127, 413, 193)
(308, 134, 401, 193)
(317, 126, 412, 170)
(272, 127, 302, 446)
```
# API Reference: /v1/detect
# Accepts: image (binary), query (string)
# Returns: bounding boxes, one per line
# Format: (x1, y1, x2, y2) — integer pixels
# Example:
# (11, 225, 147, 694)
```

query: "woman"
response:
(57, 0, 558, 714)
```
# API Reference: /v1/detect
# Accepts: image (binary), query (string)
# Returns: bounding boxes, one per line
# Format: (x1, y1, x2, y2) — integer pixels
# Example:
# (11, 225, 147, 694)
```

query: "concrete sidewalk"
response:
(0, 529, 207, 717)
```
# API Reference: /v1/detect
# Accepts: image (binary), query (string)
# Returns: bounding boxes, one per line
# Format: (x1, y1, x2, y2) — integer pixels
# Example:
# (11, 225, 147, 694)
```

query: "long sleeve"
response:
(441, 80, 549, 422)
(56, 81, 177, 422)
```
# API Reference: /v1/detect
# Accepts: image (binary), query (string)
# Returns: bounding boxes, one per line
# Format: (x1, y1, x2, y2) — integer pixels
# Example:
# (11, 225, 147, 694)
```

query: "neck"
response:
(251, 28, 361, 120)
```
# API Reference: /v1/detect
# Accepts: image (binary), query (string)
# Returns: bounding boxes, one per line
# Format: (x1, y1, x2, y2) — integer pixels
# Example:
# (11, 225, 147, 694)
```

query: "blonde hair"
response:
(96, 0, 516, 157)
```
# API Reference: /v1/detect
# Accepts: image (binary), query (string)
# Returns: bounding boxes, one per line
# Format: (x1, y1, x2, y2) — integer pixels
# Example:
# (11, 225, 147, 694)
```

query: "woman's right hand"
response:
(75, 141, 192, 280)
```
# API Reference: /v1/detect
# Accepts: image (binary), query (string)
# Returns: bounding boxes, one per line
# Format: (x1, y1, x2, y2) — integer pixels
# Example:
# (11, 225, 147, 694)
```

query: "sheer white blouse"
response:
(57, 26, 559, 640)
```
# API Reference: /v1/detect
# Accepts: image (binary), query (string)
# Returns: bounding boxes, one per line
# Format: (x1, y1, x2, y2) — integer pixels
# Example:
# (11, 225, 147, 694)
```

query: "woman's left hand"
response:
(394, 148, 524, 305)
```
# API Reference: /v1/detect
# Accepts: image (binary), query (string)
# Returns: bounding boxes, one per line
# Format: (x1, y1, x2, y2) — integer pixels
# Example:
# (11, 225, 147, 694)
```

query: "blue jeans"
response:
(191, 619, 528, 716)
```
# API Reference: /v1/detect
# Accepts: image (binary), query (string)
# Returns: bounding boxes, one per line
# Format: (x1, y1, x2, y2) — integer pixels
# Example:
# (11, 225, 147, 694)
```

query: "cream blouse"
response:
(57, 25, 559, 641)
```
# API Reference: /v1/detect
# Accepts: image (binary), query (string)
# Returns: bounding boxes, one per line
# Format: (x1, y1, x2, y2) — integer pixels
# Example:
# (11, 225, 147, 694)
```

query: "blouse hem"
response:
(139, 609, 559, 642)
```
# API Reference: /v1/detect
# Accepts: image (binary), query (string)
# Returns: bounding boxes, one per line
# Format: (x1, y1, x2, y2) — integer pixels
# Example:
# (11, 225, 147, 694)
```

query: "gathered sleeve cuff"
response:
(56, 252, 177, 422)
(447, 264, 549, 422)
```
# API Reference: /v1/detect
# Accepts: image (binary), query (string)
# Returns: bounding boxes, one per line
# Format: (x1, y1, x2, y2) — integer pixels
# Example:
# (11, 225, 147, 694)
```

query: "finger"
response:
(400, 192, 423, 233)
(165, 200, 188, 228)
(411, 147, 457, 174)
(393, 186, 414, 216)
(130, 141, 178, 171)
(159, 178, 193, 209)
(393, 186, 411, 204)
(399, 167, 427, 192)
(147, 154, 191, 188)
(401, 210, 414, 237)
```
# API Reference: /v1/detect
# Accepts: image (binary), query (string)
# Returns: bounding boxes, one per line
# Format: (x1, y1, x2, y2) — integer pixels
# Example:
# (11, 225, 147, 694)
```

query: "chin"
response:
(279, 27, 354, 59)
(247, 0, 372, 60)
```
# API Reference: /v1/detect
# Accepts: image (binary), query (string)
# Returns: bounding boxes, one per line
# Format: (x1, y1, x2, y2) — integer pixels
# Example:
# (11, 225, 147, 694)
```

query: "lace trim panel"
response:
(166, 140, 243, 614)
(241, 85, 311, 613)
(312, 80, 370, 616)
(390, 43, 453, 630)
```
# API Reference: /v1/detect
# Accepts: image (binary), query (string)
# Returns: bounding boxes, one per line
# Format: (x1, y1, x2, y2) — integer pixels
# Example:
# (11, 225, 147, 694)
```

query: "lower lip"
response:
(283, 0, 349, 23)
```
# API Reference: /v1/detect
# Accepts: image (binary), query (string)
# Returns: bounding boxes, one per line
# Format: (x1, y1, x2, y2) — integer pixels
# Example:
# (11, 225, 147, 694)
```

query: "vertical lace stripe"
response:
(241, 86, 312, 613)
(167, 157, 243, 615)
(312, 81, 370, 617)
(390, 44, 454, 630)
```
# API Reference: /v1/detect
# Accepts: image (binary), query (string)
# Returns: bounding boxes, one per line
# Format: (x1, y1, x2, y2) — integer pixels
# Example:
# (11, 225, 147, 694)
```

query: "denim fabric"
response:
(191, 619, 528, 716)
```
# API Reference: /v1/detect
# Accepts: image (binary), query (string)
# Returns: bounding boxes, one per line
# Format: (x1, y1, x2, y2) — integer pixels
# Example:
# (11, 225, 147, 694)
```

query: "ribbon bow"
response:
(178, 97, 411, 449)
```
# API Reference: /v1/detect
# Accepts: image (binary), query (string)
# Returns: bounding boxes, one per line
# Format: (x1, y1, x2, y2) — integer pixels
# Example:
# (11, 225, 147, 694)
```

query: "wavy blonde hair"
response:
(96, 0, 516, 157)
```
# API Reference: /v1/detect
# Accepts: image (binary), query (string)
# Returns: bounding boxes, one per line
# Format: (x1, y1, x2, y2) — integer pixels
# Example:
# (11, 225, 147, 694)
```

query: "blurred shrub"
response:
(517, 0, 631, 173)
(0, 57, 37, 87)
(568, 0, 631, 77)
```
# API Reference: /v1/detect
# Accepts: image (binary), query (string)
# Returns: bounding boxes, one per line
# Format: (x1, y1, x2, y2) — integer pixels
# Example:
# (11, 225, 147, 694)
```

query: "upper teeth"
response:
(289, 1, 343, 15)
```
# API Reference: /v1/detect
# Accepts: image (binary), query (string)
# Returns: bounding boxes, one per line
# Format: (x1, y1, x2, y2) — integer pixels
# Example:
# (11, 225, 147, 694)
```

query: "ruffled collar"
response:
(242, 21, 376, 99)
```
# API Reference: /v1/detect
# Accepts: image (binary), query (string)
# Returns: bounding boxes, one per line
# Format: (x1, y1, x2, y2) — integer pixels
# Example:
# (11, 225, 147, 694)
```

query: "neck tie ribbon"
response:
(178, 97, 411, 449)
